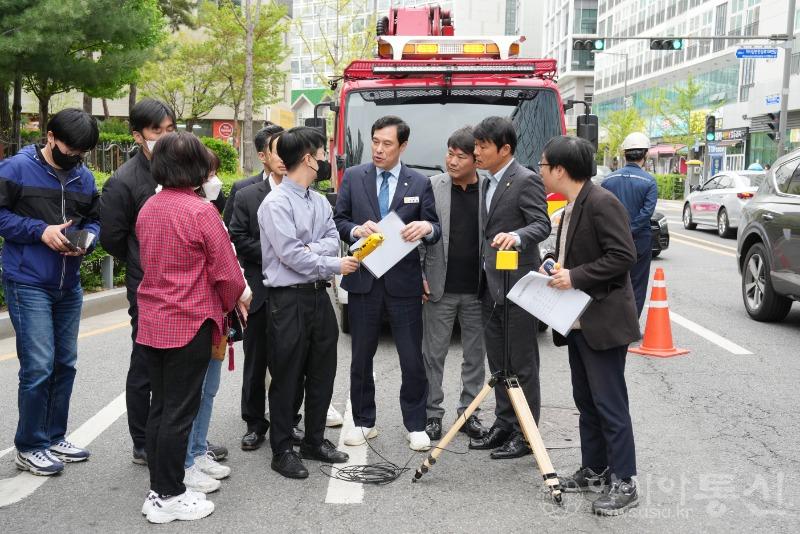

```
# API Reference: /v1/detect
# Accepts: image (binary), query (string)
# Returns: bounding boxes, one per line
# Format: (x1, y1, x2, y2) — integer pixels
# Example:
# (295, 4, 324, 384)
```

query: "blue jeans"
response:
(4, 280, 83, 452)
(184, 357, 221, 468)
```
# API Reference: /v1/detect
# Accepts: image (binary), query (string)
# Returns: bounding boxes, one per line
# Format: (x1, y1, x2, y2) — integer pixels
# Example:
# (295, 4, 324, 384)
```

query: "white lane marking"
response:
(0, 392, 127, 508)
(669, 230, 738, 251)
(670, 235, 736, 257)
(325, 399, 366, 504)
(668, 310, 753, 355)
(0, 447, 14, 459)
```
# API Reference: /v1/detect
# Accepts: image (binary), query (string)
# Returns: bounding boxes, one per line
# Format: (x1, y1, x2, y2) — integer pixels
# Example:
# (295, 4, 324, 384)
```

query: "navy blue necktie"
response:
(378, 170, 391, 219)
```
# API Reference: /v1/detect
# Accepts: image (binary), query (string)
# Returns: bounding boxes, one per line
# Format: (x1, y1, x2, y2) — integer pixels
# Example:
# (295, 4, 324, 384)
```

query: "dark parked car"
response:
(737, 149, 800, 321)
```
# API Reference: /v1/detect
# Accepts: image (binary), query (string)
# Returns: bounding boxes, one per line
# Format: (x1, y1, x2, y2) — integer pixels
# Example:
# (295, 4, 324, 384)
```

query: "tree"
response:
(1, 0, 164, 136)
(202, 0, 288, 171)
(139, 33, 229, 129)
(601, 107, 646, 164)
(642, 76, 717, 148)
(296, 0, 376, 88)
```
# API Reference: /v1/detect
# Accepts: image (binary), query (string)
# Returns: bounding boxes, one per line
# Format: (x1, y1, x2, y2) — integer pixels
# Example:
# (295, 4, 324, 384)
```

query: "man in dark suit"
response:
(222, 122, 284, 227)
(539, 136, 641, 516)
(334, 115, 441, 452)
(468, 116, 551, 460)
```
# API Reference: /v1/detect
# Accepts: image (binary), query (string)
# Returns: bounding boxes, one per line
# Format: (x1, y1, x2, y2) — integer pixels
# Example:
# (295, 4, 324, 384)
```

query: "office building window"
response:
(739, 58, 755, 102)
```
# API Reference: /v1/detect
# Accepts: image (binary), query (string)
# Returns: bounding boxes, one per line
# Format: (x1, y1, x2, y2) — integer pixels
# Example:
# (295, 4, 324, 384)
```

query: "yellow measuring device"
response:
(351, 233, 384, 261)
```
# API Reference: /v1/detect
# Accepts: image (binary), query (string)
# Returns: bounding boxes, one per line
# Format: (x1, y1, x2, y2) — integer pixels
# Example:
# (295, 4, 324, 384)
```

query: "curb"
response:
(0, 287, 128, 340)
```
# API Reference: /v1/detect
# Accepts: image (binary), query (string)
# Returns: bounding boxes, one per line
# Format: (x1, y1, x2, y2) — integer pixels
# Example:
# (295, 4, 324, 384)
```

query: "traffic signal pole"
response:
(778, 0, 796, 157)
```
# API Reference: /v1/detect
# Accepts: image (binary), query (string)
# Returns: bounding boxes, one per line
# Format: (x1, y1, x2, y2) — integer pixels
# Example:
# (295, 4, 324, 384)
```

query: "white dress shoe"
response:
(343, 426, 377, 446)
(408, 431, 431, 451)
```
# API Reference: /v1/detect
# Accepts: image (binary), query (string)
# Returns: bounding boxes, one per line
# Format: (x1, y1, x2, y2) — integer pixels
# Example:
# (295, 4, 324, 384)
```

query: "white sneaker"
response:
(183, 464, 221, 493)
(146, 491, 214, 524)
(408, 431, 431, 451)
(326, 405, 344, 427)
(141, 491, 158, 515)
(343, 426, 377, 446)
(48, 440, 90, 463)
(15, 450, 64, 476)
(194, 452, 231, 480)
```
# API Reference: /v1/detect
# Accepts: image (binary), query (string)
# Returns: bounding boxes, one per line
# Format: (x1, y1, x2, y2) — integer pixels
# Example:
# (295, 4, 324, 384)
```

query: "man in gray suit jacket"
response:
(420, 127, 489, 442)
(468, 117, 551, 459)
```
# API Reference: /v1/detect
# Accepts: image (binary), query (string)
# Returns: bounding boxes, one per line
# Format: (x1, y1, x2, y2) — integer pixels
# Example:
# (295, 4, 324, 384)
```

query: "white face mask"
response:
(201, 175, 223, 201)
(146, 139, 157, 153)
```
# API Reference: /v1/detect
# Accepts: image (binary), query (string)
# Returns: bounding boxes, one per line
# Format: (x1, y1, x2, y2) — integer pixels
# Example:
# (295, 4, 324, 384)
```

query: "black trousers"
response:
(348, 278, 428, 432)
(567, 331, 636, 480)
(267, 286, 338, 454)
(241, 304, 303, 434)
(481, 295, 541, 428)
(630, 241, 652, 318)
(126, 285, 150, 451)
(144, 321, 211, 497)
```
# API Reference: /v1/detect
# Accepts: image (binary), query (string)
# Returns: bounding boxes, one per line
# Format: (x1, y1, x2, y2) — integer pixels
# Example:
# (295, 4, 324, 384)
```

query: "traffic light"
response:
(577, 114, 599, 152)
(572, 38, 605, 51)
(705, 115, 716, 142)
(650, 38, 684, 50)
(766, 112, 780, 142)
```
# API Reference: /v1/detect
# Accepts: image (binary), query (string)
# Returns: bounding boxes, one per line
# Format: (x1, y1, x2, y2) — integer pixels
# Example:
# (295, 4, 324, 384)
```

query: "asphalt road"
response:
(1, 199, 799, 533)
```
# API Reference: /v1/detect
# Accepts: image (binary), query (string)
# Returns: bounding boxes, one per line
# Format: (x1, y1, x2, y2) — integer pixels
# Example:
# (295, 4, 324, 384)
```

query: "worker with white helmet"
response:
(601, 132, 658, 317)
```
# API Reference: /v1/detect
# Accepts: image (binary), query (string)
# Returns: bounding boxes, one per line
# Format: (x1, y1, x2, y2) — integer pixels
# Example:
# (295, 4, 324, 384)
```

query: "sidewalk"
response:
(0, 287, 128, 339)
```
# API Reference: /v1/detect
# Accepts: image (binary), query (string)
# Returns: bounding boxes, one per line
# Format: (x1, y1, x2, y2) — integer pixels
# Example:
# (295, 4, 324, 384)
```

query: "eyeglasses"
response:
(537, 161, 552, 167)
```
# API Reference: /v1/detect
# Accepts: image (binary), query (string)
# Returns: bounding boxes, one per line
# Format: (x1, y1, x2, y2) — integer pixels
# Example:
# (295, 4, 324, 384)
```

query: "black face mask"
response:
(314, 159, 331, 182)
(51, 143, 82, 170)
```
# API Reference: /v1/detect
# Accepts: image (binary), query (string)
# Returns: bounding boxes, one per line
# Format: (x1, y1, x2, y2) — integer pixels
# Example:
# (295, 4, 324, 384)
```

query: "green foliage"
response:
(98, 118, 131, 135)
(643, 76, 719, 147)
(92, 169, 112, 190)
(201, 137, 238, 174)
(218, 172, 245, 196)
(1, 0, 166, 131)
(601, 108, 646, 162)
(158, 0, 197, 30)
(654, 173, 685, 200)
(98, 132, 136, 144)
(139, 33, 229, 123)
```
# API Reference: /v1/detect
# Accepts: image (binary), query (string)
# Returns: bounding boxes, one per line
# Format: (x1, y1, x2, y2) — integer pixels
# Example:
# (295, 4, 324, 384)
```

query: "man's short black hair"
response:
(624, 148, 648, 163)
(276, 126, 326, 171)
(371, 115, 410, 145)
(255, 123, 285, 153)
(267, 131, 284, 153)
(151, 132, 211, 189)
(47, 108, 99, 151)
(473, 116, 517, 155)
(542, 136, 595, 182)
(447, 126, 476, 158)
(129, 98, 176, 134)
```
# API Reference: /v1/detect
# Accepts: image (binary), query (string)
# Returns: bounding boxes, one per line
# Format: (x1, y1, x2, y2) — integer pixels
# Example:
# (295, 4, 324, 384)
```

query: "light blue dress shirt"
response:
(258, 176, 340, 287)
(377, 161, 402, 206)
(484, 158, 521, 247)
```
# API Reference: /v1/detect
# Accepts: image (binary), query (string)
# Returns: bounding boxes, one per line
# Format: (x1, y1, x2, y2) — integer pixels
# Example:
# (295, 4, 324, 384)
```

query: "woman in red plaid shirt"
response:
(135, 132, 248, 524)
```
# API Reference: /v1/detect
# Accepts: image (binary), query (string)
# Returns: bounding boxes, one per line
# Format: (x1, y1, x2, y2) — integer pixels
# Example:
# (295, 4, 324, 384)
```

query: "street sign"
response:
(736, 48, 778, 59)
(766, 94, 781, 106)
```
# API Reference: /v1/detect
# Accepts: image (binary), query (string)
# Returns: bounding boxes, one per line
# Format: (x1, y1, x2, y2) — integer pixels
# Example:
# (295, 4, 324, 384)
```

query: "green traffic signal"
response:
(593, 39, 605, 51)
(671, 38, 684, 50)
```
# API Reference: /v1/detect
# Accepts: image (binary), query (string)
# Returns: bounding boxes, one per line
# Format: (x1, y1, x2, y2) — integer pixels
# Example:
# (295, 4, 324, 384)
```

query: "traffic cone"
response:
(629, 268, 689, 358)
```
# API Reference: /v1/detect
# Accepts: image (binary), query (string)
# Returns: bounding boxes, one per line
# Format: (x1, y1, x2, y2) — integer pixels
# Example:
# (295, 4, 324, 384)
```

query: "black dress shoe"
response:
(469, 425, 511, 450)
(132, 447, 147, 465)
(271, 450, 309, 479)
(490, 432, 531, 459)
(299, 439, 349, 463)
(241, 431, 266, 451)
(425, 417, 442, 440)
(457, 414, 489, 439)
(291, 426, 305, 445)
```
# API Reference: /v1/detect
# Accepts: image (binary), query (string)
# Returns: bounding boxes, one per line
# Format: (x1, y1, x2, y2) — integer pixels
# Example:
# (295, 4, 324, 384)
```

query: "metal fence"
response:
(85, 142, 138, 174)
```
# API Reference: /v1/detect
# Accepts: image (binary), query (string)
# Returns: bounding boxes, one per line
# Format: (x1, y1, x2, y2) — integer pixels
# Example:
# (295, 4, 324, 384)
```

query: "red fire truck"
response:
(311, 5, 596, 331)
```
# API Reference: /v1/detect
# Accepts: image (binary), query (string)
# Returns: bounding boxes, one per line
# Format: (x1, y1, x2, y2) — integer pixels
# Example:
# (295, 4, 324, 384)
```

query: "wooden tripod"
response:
(412, 252, 563, 505)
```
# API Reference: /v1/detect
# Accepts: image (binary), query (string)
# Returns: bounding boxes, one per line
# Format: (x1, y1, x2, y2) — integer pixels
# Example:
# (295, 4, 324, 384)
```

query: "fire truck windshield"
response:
(343, 87, 562, 175)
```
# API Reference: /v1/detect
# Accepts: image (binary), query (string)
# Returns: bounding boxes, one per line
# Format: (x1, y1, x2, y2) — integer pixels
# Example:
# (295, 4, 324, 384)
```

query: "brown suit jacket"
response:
(553, 180, 641, 351)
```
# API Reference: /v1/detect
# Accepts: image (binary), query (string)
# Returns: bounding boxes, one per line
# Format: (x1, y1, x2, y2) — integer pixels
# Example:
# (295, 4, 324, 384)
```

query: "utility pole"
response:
(778, 0, 796, 157)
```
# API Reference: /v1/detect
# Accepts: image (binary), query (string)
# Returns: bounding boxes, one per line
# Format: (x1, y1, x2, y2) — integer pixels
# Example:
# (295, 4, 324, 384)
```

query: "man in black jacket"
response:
(222, 122, 284, 227)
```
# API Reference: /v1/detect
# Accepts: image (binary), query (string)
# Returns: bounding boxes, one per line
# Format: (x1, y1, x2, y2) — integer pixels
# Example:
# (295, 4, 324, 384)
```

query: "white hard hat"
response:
(622, 132, 651, 151)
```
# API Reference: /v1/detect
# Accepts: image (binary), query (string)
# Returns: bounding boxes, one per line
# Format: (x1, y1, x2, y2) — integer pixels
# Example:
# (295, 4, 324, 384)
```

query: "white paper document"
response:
(507, 271, 592, 336)
(349, 211, 419, 279)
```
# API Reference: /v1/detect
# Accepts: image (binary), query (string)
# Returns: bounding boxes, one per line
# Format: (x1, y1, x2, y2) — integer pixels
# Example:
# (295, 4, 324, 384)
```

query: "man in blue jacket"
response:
(601, 132, 658, 317)
(0, 108, 100, 475)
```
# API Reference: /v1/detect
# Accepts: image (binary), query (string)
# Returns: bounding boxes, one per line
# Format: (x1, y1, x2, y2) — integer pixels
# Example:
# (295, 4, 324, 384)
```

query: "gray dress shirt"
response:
(257, 176, 340, 287)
